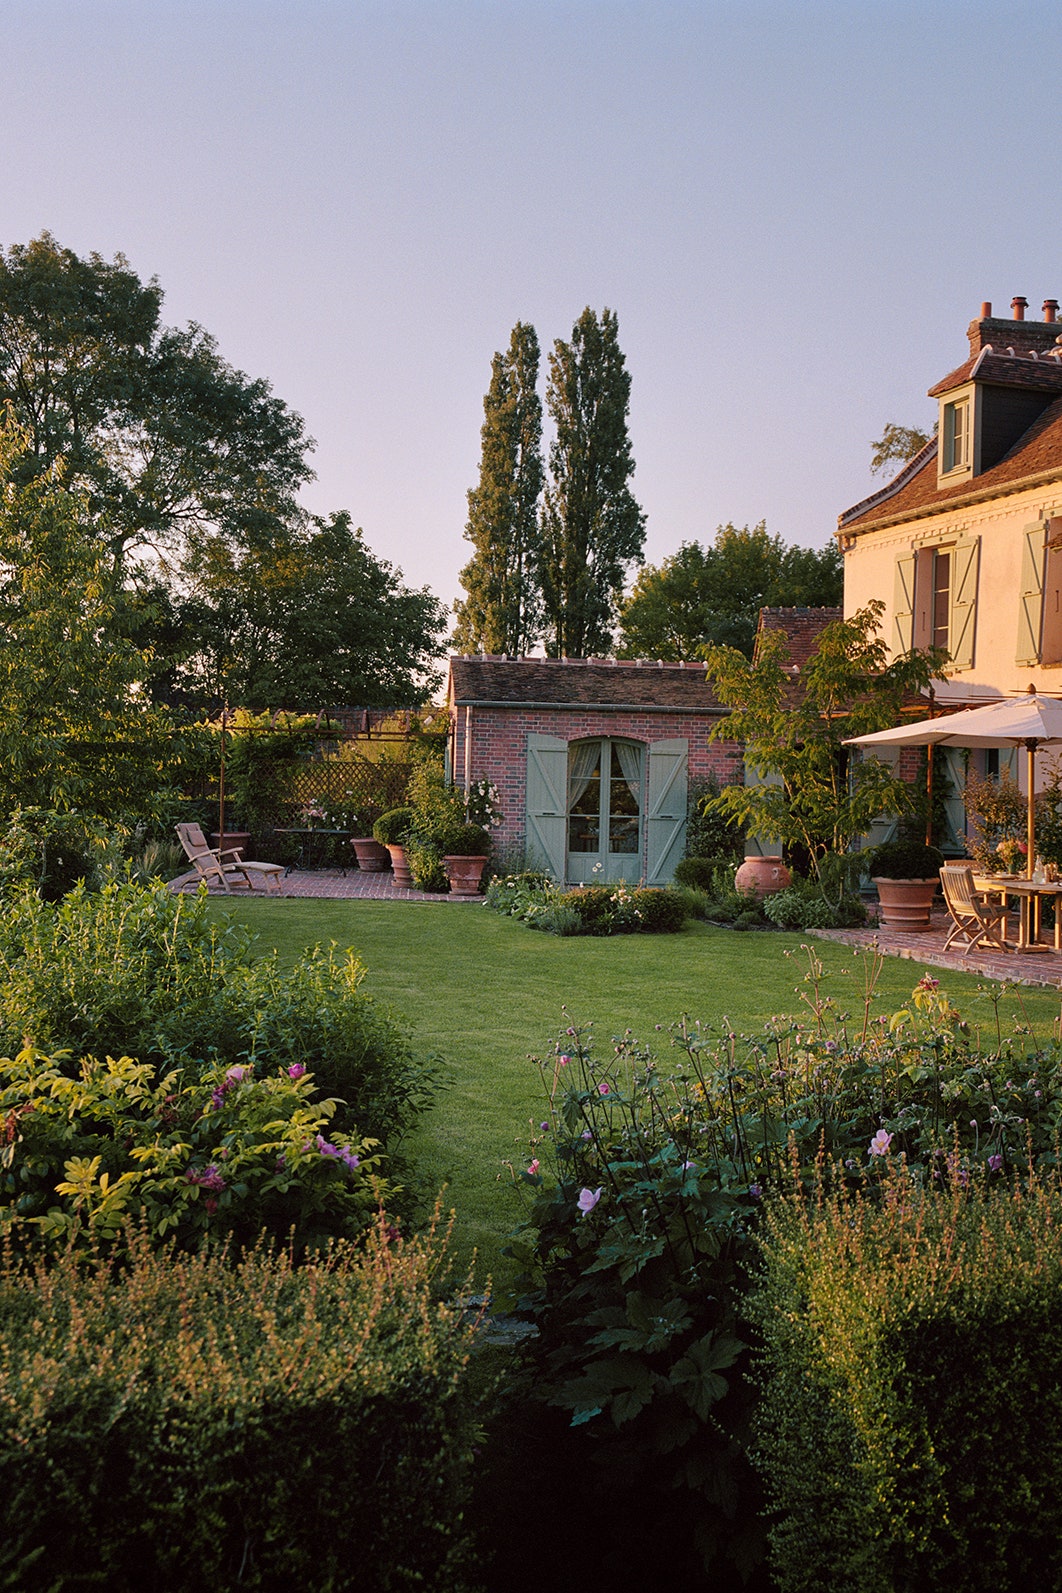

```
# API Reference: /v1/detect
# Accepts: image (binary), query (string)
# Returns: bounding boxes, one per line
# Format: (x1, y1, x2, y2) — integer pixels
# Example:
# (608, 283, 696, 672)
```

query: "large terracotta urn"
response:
(734, 855, 792, 899)
(872, 877, 938, 931)
(386, 845, 414, 889)
(350, 837, 390, 872)
(443, 854, 488, 897)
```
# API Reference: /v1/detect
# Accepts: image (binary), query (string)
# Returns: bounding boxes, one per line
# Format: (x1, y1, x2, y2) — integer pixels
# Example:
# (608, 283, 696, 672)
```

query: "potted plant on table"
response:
(439, 822, 492, 897)
(867, 838, 945, 931)
(373, 807, 416, 889)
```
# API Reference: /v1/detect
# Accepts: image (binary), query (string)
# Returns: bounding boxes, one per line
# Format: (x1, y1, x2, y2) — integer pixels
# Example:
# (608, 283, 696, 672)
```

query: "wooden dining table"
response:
(973, 875, 1062, 951)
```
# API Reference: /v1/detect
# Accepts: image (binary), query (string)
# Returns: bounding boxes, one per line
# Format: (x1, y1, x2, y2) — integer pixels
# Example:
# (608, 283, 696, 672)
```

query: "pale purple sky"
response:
(4, 0, 1062, 615)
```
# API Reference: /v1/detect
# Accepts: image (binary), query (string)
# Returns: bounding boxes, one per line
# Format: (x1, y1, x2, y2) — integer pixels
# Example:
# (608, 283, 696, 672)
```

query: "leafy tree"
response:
(0, 233, 313, 585)
(453, 322, 543, 656)
(704, 601, 945, 898)
(0, 415, 171, 812)
(869, 421, 934, 477)
(174, 512, 447, 713)
(538, 307, 645, 657)
(618, 522, 842, 660)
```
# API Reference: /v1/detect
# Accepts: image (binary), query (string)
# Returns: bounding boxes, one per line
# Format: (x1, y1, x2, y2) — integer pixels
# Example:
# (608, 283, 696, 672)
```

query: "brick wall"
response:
(450, 703, 743, 869)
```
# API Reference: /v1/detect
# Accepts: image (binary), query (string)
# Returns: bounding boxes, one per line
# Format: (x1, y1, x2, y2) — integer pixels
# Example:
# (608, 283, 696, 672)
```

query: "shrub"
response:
(0, 807, 125, 900)
(673, 855, 718, 891)
(762, 876, 866, 930)
(373, 806, 416, 846)
(0, 1215, 485, 1592)
(629, 886, 687, 933)
(685, 774, 744, 863)
(559, 884, 629, 935)
(441, 822, 491, 857)
(751, 1162, 1062, 1593)
(505, 958, 1062, 1581)
(0, 1047, 386, 1255)
(405, 836, 449, 892)
(0, 880, 440, 1152)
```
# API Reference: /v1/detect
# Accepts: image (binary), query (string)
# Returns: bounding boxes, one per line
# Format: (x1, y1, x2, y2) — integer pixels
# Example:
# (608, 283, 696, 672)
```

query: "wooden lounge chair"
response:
(175, 824, 285, 895)
(939, 863, 1010, 954)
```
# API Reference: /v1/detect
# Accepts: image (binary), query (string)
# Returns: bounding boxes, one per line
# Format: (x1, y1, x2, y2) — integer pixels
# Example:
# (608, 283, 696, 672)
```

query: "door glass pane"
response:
(608, 743, 640, 854)
(568, 746, 601, 853)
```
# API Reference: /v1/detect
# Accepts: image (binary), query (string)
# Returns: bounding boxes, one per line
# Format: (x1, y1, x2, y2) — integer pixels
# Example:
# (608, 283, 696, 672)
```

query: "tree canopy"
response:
(704, 601, 945, 890)
(618, 522, 842, 660)
(869, 421, 934, 477)
(538, 307, 645, 657)
(0, 234, 313, 584)
(453, 322, 543, 657)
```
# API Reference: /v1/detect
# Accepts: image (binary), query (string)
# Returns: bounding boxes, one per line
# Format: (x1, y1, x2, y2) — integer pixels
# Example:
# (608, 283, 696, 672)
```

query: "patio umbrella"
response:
(846, 686, 1062, 880)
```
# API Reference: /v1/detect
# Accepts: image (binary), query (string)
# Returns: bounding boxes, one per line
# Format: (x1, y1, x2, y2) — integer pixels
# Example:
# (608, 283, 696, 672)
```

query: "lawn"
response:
(208, 897, 1062, 1293)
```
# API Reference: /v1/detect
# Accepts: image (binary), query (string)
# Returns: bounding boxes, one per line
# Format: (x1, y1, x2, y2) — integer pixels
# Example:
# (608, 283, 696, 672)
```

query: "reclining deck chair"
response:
(175, 824, 285, 895)
(939, 863, 1010, 954)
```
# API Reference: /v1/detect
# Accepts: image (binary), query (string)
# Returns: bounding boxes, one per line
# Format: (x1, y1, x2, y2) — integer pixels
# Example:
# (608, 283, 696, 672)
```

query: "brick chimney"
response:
(968, 296, 1062, 357)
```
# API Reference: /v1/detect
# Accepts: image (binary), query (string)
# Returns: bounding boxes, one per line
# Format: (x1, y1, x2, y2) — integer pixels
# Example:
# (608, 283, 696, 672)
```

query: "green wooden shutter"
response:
(948, 536, 980, 670)
(893, 554, 916, 654)
(525, 733, 567, 880)
(1016, 523, 1046, 665)
(646, 739, 688, 885)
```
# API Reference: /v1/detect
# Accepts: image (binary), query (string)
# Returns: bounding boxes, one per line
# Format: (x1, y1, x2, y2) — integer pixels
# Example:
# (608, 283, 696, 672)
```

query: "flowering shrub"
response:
(0, 1047, 387, 1254)
(505, 954, 1062, 1579)
(483, 873, 689, 936)
(0, 879, 441, 1154)
(0, 1211, 484, 1590)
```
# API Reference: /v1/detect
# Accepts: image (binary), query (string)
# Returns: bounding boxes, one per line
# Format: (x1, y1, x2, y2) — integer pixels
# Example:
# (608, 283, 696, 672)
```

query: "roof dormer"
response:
(930, 299, 1062, 489)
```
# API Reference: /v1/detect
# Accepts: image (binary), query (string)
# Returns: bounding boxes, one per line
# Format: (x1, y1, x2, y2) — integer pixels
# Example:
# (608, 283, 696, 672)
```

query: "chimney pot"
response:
(1012, 296, 1028, 320)
(1044, 300, 1059, 324)
(980, 301, 992, 318)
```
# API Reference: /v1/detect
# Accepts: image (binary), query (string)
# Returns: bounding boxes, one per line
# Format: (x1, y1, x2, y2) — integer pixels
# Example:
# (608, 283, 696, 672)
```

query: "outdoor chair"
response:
(938, 863, 1010, 955)
(175, 823, 285, 895)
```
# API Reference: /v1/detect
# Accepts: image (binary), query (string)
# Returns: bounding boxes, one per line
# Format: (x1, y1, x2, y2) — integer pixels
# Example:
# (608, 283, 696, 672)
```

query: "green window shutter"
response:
(1016, 523, 1046, 666)
(948, 536, 980, 670)
(893, 554, 916, 654)
(646, 739, 688, 885)
(525, 732, 567, 881)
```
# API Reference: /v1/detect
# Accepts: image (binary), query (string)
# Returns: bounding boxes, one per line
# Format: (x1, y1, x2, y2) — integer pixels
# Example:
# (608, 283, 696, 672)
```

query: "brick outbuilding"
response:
(446, 656, 741, 885)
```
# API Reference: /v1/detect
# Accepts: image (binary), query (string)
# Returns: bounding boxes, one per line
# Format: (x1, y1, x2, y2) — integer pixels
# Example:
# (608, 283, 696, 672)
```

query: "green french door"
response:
(566, 738, 644, 885)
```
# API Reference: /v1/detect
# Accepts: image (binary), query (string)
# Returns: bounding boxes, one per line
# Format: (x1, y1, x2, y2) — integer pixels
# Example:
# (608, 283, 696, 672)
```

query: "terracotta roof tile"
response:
(928, 350, 1062, 398)
(840, 396, 1062, 532)
(755, 607, 842, 668)
(447, 656, 725, 712)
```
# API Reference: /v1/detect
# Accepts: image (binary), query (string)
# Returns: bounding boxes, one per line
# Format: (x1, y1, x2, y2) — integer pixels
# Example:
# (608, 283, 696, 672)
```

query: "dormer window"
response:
(942, 399, 970, 472)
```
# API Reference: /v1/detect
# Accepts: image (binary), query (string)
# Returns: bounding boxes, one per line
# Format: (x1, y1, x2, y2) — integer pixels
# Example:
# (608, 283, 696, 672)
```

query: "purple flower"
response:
(315, 1134, 359, 1171)
(869, 1129, 893, 1158)
(225, 1066, 249, 1085)
(598, 1082, 610, 1096)
(988, 1153, 1004, 1172)
(287, 1063, 307, 1079)
(577, 1186, 603, 1215)
(558, 1055, 571, 1067)
(185, 1164, 226, 1193)
(275, 1154, 287, 1172)
(540, 1121, 550, 1132)
(580, 1130, 593, 1141)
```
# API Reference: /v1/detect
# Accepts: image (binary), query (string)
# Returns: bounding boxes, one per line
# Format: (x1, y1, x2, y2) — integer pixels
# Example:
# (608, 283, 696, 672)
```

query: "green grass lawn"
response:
(208, 897, 1062, 1294)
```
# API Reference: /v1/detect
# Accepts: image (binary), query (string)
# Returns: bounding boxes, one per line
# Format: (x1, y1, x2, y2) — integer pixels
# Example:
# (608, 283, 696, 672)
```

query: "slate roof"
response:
(755, 607, 842, 668)
(839, 396, 1062, 532)
(447, 655, 726, 714)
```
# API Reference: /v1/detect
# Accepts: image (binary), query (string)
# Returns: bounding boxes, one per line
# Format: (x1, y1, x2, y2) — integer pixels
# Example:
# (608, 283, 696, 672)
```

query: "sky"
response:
(4, 0, 1062, 619)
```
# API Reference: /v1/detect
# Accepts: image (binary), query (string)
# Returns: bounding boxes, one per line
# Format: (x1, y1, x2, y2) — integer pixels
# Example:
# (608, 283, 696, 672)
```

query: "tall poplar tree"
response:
(453, 322, 543, 656)
(538, 307, 645, 657)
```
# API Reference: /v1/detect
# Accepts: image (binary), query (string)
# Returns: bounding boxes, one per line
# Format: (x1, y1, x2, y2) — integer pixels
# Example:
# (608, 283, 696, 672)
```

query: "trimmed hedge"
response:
(0, 1216, 485, 1592)
(750, 1164, 1062, 1592)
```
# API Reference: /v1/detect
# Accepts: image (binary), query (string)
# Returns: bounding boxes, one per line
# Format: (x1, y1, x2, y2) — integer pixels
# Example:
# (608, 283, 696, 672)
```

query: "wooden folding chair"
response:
(175, 824, 285, 895)
(939, 863, 1010, 954)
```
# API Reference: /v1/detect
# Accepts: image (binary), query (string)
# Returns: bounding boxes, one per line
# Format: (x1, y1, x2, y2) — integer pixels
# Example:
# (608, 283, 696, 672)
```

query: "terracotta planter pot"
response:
(873, 876, 939, 931)
(212, 830, 251, 856)
(386, 844, 414, 889)
(443, 854, 488, 897)
(350, 837, 390, 873)
(734, 855, 792, 899)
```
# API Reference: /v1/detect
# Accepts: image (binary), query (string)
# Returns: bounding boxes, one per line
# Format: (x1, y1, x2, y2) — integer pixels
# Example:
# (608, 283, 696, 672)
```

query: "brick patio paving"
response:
(170, 866, 485, 904)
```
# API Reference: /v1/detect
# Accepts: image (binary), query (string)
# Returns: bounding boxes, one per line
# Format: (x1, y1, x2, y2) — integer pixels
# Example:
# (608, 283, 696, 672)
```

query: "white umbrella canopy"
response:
(846, 687, 1062, 878)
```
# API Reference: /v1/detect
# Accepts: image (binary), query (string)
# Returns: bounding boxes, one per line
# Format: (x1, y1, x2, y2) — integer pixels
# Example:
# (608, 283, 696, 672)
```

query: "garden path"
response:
(169, 866, 483, 904)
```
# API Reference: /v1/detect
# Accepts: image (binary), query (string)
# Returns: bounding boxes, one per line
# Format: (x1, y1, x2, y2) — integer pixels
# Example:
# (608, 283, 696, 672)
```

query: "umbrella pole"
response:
(1027, 739, 1037, 879)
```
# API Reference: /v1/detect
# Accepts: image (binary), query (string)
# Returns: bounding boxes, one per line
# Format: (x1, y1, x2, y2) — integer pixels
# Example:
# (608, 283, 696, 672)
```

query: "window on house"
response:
(912, 546, 954, 650)
(894, 538, 979, 669)
(942, 399, 970, 473)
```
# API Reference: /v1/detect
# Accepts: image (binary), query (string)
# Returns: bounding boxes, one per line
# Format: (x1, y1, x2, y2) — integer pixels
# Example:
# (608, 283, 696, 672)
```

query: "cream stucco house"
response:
(839, 298, 1062, 842)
